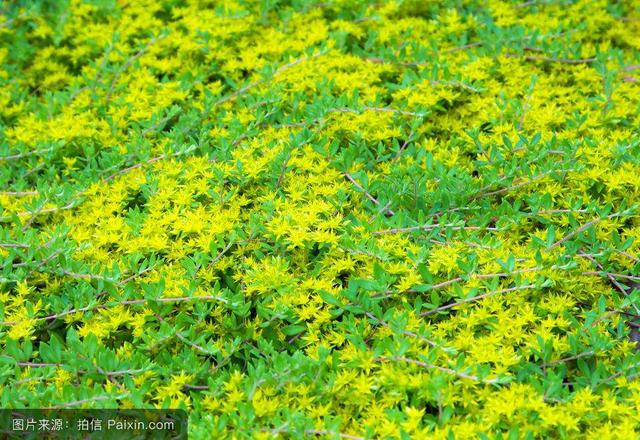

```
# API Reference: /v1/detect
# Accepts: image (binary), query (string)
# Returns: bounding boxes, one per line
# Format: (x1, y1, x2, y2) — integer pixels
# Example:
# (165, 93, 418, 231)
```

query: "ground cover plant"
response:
(1, 0, 640, 438)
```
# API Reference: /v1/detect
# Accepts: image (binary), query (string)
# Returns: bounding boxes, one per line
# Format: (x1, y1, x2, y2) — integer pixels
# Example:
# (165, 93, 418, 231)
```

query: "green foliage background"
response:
(1, 0, 640, 438)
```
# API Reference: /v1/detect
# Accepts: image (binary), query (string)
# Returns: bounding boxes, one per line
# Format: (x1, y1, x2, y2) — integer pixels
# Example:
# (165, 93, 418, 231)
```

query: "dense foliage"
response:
(1, 0, 640, 438)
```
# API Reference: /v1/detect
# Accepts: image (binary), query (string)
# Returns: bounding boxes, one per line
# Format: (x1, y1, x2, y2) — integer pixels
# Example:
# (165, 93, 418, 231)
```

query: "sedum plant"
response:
(1, 0, 640, 438)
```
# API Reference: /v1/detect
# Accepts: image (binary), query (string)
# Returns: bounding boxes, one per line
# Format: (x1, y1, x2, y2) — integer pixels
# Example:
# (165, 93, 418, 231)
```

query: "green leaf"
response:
(282, 324, 306, 336)
(319, 290, 343, 308)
